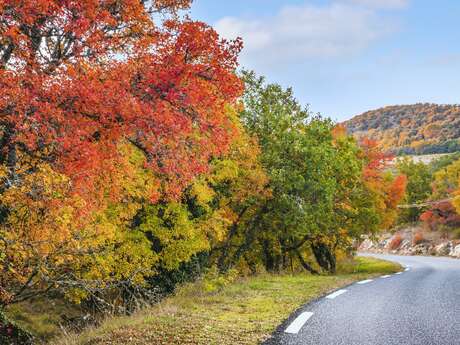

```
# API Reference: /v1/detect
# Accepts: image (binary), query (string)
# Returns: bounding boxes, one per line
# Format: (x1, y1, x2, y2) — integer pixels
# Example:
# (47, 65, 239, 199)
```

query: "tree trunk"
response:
(311, 242, 336, 274)
(217, 205, 249, 273)
(294, 249, 319, 275)
(262, 239, 276, 272)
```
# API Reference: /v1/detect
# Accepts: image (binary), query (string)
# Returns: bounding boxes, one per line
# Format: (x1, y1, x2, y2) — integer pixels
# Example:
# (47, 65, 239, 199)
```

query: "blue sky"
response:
(190, 0, 460, 121)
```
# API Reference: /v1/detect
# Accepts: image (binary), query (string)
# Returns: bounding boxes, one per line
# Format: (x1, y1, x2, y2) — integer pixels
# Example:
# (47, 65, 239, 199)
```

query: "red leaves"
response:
(360, 138, 393, 180)
(0, 0, 243, 209)
(0, 0, 189, 71)
(420, 201, 460, 230)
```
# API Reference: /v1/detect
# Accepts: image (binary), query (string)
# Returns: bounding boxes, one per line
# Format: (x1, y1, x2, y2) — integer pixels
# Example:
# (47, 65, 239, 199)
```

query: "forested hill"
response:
(345, 103, 460, 155)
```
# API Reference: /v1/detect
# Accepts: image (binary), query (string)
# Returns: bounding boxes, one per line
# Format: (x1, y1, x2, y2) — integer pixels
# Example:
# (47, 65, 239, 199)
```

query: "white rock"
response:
(360, 239, 374, 251)
(400, 239, 411, 250)
(449, 244, 460, 258)
(434, 242, 453, 256)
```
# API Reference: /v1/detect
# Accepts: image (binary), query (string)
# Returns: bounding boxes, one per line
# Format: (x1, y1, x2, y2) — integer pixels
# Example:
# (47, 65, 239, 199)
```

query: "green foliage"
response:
(147, 253, 209, 295)
(198, 267, 240, 293)
(406, 154, 460, 232)
(397, 158, 433, 222)
(429, 152, 460, 173)
(236, 71, 394, 274)
(432, 158, 460, 198)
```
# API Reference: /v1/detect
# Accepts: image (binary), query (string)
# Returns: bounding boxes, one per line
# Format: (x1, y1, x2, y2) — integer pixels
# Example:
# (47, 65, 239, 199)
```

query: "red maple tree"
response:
(0, 0, 243, 207)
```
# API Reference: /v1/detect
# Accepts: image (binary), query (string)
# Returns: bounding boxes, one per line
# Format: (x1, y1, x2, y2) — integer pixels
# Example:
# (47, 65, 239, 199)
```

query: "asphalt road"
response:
(265, 253, 460, 345)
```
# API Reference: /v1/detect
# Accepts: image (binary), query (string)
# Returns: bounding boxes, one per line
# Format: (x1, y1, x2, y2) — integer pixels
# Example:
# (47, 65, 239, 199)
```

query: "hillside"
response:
(345, 103, 460, 155)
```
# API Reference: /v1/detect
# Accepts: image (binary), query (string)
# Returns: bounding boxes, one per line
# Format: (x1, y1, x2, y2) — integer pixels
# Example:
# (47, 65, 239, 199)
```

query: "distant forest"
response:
(345, 103, 460, 155)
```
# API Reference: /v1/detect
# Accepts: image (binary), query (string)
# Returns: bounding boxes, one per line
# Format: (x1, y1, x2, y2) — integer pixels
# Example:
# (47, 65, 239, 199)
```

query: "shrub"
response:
(412, 232, 425, 245)
(389, 234, 403, 250)
(148, 252, 210, 295)
(200, 266, 240, 294)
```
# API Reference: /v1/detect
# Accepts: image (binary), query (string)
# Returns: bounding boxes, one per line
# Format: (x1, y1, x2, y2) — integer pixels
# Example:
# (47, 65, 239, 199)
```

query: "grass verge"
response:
(53, 257, 401, 345)
(5, 296, 83, 342)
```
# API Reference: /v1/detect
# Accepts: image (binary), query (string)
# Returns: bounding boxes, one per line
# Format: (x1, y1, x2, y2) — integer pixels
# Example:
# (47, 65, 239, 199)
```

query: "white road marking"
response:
(326, 289, 347, 299)
(381, 275, 392, 278)
(357, 279, 374, 285)
(285, 312, 314, 334)
(395, 272, 403, 275)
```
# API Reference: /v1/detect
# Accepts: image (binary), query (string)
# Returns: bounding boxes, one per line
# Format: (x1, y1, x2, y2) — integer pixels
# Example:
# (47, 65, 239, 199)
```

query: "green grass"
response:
(5, 296, 84, 342)
(52, 257, 401, 345)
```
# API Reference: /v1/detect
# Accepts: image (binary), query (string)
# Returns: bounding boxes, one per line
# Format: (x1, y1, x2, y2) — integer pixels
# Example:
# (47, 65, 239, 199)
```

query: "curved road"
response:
(265, 253, 460, 345)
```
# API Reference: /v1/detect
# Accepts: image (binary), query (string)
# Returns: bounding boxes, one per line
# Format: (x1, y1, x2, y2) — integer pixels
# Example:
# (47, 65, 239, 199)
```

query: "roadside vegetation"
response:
(52, 257, 401, 345)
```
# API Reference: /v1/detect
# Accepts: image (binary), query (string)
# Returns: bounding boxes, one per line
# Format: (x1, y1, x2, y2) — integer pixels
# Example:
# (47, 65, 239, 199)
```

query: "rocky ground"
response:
(359, 225, 460, 258)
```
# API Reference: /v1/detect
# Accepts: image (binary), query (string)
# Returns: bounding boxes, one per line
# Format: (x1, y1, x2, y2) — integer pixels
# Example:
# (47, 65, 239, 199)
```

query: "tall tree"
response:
(238, 73, 406, 274)
(0, 0, 244, 307)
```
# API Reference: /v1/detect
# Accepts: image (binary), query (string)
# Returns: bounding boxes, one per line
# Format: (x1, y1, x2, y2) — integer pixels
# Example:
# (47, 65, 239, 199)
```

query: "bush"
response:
(0, 310, 35, 345)
(201, 266, 240, 293)
(389, 234, 403, 250)
(147, 252, 210, 295)
(412, 232, 425, 245)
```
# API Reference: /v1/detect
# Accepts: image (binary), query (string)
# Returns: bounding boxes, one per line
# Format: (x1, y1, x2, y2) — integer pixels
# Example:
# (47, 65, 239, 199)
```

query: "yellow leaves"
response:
(190, 180, 215, 206)
(0, 165, 7, 180)
(198, 208, 234, 243)
(138, 203, 210, 271)
(0, 101, 269, 305)
(0, 141, 163, 304)
(211, 159, 239, 183)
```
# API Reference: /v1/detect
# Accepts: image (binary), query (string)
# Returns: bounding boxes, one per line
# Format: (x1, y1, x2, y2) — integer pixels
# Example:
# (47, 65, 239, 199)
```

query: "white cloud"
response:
(215, 2, 403, 66)
(346, 0, 409, 9)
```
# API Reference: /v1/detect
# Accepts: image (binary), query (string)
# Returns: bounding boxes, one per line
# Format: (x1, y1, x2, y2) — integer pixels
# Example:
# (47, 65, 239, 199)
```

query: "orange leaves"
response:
(386, 175, 407, 209)
(359, 138, 407, 230)
(0, 0, 192, 72)
(331, 124, 347, 140)
(389, 233, 403, 250)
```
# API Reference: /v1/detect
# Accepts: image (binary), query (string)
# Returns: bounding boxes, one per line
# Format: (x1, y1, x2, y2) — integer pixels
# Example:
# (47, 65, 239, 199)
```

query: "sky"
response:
(190, 0, 460, 121)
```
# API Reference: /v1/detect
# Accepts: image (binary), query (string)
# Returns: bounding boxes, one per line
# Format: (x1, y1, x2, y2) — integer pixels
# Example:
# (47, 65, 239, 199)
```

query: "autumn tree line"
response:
(0, 0, 407, 328)
(346, 104, 460, 155)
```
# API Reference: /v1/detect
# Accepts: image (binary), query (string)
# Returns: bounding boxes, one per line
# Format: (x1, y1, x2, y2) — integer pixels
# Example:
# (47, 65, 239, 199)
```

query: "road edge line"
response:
(284, 312, 314, 334)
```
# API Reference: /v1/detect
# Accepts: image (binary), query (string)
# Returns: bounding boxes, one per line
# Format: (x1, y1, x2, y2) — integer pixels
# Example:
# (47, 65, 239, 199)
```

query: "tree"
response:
(237, 72, 405, 274)
(396, 158, 432, 223)
(0, 1, 244, 307)
(345, 104, 460, 155)
(134, 110, 270, 286)
(360, 138, 407, 230)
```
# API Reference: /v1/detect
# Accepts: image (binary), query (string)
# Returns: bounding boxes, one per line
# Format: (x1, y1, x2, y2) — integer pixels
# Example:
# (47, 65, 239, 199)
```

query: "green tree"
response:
(238, 72, 387, 274)
(397, 158, 433, 222)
